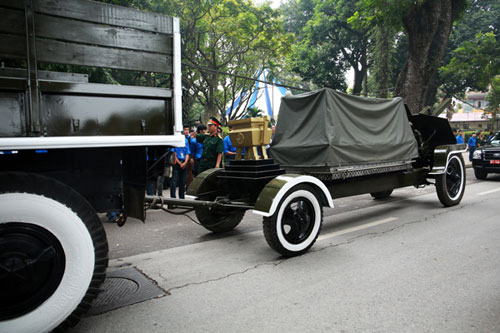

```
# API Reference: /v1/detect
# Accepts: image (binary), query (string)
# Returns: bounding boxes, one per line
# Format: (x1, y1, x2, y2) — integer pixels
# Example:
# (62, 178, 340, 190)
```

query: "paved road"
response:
(72, 167, 500, 332)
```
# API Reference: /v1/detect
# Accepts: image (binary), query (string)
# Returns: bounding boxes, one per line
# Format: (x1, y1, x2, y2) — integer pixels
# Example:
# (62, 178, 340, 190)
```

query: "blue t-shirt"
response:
(171, 138, 191, 162)
(194, 139, 203, 160)
(468, 136, 476, 147)
(223, 135, 236, 155)
(189, 137, 197, 159)
(456, 134, 464, 144)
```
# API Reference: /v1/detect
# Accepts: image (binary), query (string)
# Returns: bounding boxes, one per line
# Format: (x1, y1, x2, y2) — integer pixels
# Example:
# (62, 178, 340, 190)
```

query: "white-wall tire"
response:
(435, 154, 466, 206)
(263, 184, 323, 257)
(0, 172, 108, 333)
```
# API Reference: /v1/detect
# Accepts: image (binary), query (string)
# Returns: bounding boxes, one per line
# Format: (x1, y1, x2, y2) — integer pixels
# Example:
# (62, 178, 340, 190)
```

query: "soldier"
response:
(196, 117, 223, 174)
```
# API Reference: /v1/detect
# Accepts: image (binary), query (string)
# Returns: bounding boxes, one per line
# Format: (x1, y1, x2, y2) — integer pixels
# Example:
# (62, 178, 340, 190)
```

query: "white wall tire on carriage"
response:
(0, 173, 108, 333)
(435, 154, 466, 207)
(263, 185, 323, 257)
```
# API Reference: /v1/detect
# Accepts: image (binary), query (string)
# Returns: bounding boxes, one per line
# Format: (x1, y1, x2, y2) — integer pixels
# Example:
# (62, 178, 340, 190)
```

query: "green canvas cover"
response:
(269, 88, 419, 168)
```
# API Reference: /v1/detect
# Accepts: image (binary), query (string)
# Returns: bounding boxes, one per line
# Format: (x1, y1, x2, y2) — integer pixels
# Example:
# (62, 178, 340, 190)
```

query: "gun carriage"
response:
(0, 0, 466, 331)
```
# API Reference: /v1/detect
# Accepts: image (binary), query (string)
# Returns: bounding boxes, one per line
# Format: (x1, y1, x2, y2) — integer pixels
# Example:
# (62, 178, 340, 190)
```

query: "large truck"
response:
(0, 0, 468, 332)
(0, 0, 184, 331)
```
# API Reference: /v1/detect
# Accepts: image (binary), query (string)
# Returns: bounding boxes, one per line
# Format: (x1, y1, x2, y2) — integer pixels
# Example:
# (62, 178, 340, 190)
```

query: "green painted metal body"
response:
(428, 144, 468, 176)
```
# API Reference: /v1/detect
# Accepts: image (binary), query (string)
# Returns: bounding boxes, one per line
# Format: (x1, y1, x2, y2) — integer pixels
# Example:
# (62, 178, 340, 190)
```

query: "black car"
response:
(472, 131, 500, 179)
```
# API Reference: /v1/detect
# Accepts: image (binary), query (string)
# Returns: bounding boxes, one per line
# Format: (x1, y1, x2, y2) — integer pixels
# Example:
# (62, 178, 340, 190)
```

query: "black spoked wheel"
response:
(370, 189, 393, 200)
(0, 172, 108, 333)
(188, 168, 245, 233)
(263, 184, 323, 257)
(436, 155, 466, 207)
(474, 168, 488, 180)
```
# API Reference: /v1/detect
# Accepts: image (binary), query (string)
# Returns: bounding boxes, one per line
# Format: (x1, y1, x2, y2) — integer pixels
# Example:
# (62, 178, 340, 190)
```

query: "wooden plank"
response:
(35, 14, 172, 54)
(0, 0, 24, 10)
(0, 33, 26, 59)
(0, 7, 25, 35)
(0, 67, 89, 83)
(36, 39, 173, 74)
(40, 81, 172, 98)
(33, 0, 173, 35)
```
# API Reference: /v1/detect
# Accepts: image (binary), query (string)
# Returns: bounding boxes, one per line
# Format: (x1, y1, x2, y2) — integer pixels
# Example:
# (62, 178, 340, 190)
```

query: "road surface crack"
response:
(164, 260, 286, 293)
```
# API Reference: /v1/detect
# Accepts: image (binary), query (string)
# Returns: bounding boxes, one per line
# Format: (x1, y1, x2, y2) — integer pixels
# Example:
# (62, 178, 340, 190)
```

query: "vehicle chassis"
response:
(147, 114, 467, 257)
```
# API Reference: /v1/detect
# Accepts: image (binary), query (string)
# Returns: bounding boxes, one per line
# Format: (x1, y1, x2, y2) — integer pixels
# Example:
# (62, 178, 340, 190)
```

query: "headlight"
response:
(473, 150, 482, 159)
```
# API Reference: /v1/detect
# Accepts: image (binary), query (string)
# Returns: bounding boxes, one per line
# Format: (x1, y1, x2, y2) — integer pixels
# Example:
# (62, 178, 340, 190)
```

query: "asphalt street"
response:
(71, 163, 500, 332)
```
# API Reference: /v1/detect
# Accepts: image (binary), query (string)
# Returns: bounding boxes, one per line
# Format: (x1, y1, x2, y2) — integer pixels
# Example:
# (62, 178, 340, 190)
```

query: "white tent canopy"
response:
(225, 69, 287, 120)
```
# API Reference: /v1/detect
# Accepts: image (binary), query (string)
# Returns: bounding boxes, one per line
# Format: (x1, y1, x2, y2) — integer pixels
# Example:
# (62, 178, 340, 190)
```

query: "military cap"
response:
(208, 117, 221, 127)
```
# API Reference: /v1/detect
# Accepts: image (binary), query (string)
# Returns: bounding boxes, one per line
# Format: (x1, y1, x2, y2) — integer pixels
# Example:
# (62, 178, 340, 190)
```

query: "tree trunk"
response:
(375, 25, 390, 99)
(394, 0, 466, 114)
(352, 67, 363, 95)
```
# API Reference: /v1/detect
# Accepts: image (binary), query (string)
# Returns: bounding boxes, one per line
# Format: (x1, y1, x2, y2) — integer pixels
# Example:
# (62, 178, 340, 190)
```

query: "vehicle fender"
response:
(252, 174, 334, 217)
(428, 143, 468, 175)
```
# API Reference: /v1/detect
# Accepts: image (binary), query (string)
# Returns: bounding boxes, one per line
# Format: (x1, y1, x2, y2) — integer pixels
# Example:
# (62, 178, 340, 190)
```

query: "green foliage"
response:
(287, 0, 370, 94)
(245, 107, 264, 118)
(436, 0, 500, 97)
(150, 0, 292, 121)
(440, 32, 500, 93)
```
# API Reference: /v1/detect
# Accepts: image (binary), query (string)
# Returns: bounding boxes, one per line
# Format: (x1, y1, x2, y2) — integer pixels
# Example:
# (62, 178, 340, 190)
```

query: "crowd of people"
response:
(108, 118, 272, 222)
(454, 129, 494, 162)
(161, 117, 239, 200)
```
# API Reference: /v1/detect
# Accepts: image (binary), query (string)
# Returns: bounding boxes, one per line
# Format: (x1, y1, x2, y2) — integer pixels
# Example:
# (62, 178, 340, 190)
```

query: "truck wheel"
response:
(0, 172, 108, 333)
(435, 154, 466, 207)
(370, 189, 393, 199)
(188, 169, 245, 233)
(263, 184, 323, 257)
(474, 169, 488, 180)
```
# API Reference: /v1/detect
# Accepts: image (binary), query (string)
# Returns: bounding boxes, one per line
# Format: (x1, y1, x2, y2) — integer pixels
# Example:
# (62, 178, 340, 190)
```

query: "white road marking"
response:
(478, 187, 500, 196)
(317, 217, 399, 241)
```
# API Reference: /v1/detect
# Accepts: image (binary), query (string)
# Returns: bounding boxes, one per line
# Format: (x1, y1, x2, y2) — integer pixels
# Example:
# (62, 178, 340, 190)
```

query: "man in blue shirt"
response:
(223, 125, 237, 165)
(190, 124, 206, 176)
(456, 130, 464, 144)
(170, 137, 191, 199)
(468, 132, 477, 162)
(186, 128, 198, 188)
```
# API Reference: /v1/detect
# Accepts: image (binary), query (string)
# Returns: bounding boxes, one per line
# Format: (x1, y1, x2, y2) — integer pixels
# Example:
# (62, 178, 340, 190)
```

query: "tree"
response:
(438, 0, 500, 97)
(352, 0, 467, 112)
(393, 0, 467, 113)
(151, 0, 291, 122)
(440, 32, 500, 131)
(287, 0, 370, 95)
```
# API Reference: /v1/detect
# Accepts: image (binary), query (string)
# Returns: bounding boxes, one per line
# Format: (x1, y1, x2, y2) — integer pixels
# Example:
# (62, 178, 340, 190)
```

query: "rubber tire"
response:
(194, 207, 245, 233)
(370, 189, 393, 199)
(263, 184, 323, 257)
(189, 168, 245, 233)
(474, 168, 488, 180)
(435, 154, 466, 207)
(0, 172, 108, 333)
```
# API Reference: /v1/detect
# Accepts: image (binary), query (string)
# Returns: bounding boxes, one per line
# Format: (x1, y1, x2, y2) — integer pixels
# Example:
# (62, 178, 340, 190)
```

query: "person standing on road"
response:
(468, 132, 477, 162)
(186, 128, 198, 187)
(196, 117, 223, 174)
(223, 125, 237, 164)
(169, 137, 190, 199)
(190, 124, 207, 176)
(183, 125, 195, 187)
(456, 130, 464, 144)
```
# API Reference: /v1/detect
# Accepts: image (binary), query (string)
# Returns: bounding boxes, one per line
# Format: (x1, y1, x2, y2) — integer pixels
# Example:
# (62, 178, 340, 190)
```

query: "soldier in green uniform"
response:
(196, 117, 223, 174)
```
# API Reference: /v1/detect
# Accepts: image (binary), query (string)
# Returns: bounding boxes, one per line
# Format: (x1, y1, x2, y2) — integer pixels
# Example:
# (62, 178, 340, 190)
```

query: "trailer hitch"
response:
(144, 195, 253, 211)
